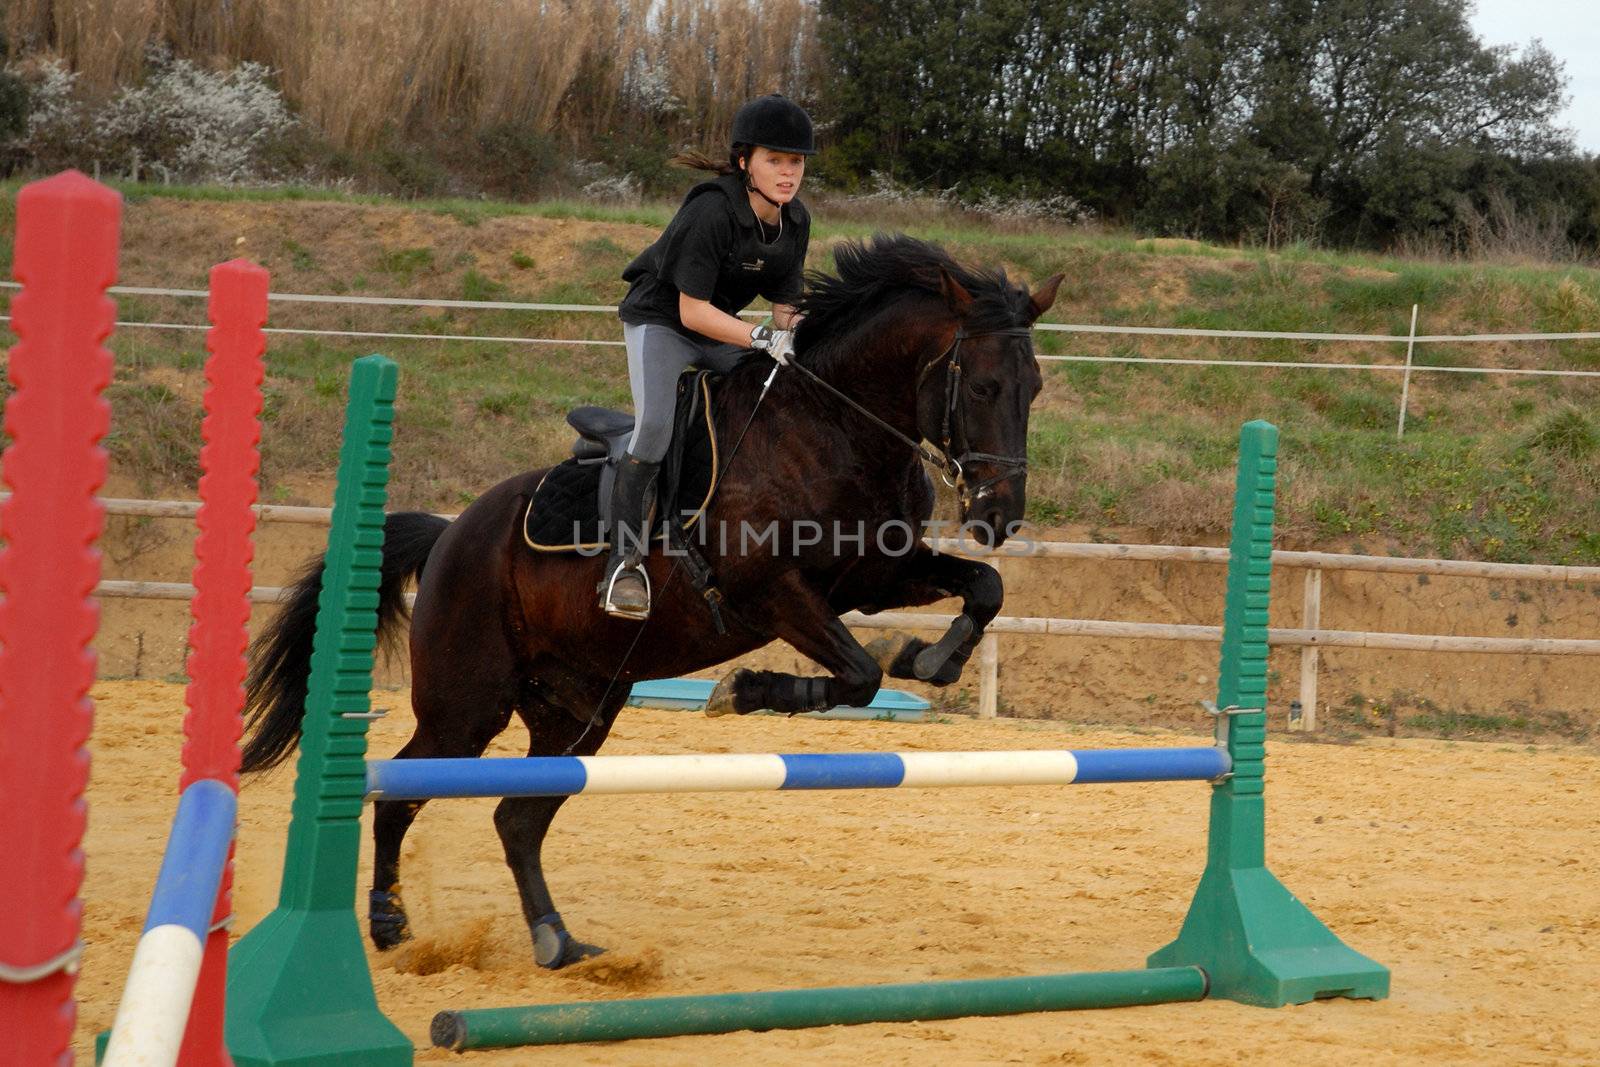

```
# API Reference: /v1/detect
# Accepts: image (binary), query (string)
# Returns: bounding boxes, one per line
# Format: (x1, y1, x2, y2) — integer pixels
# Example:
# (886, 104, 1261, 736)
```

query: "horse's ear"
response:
(939, 268, 973, 314)
(1028, 273, 1064, 322)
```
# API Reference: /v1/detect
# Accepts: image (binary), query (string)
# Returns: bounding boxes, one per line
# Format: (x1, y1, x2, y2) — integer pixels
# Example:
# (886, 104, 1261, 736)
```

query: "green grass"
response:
(1018, 396, 1599, 563)
(1402, 704, 1583, 741)
(461, 270, 507, 301)
(1325, 693, 1594, 742)
(377, 246, 434, 279)
(1, 179, 1596, 561)
(4, 172, 1589, 266)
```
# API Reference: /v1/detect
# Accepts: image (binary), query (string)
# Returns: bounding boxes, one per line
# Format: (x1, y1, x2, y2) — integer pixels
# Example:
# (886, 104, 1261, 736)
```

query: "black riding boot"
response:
(599, 453, 659, 619)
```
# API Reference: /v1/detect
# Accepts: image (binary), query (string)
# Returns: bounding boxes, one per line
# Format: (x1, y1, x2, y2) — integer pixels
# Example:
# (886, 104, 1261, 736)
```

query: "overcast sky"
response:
(1469, 0, 1599, 153)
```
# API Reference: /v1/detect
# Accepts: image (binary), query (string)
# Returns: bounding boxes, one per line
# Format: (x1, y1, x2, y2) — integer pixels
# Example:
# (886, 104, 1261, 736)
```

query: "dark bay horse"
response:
(241, 234, 1062, 967)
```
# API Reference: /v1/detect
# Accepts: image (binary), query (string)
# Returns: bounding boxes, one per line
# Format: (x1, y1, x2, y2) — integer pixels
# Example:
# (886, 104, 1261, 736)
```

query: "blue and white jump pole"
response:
(365, 747, 1232, 800)
(101, 778, 237, 1067)
(226, 410, 1392, 1059)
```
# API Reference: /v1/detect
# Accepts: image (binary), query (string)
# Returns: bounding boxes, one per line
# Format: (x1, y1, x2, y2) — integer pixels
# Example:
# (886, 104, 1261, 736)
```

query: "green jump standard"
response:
(431, 967, 1210, 1050)
(223, 415, 1387, 1061)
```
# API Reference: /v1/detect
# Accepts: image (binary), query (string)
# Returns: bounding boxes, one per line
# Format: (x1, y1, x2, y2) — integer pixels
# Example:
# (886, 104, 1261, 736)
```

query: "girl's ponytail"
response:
(670, 144, 752, 176)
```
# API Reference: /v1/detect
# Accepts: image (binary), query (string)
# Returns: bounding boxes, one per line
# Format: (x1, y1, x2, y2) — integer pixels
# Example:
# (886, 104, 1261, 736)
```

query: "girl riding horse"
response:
(605, 94, 815, 619)
(242, 234, 1062, 969)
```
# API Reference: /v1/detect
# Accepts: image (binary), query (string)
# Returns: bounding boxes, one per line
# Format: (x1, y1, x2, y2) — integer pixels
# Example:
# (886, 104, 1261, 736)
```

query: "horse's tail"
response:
(241, 511, 451, 774)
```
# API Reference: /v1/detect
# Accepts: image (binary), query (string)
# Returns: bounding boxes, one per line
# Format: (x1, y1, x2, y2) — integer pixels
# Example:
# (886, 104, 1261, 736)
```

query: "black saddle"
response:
(523, 371, 720, 553)
(567, 406, 637, 466)
(564, 406, 638, 520)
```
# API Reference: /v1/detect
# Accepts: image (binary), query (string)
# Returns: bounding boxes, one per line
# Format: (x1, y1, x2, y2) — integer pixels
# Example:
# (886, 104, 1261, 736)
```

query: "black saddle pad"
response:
(522, 373, 719, 552)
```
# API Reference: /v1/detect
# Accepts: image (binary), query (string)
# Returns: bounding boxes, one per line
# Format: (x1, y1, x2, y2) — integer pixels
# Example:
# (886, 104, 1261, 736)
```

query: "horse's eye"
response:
(968, 379, 1000, 401)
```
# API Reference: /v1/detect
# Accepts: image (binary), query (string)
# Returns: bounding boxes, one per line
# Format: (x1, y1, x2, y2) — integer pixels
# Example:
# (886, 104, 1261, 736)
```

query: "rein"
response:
(787, 325, 1033, 509)
(574, 329, 1028, 737)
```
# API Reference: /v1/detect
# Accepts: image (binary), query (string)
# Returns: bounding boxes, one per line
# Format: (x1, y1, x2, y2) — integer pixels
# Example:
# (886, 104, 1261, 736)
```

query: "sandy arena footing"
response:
(75, 680, 1600, 1065)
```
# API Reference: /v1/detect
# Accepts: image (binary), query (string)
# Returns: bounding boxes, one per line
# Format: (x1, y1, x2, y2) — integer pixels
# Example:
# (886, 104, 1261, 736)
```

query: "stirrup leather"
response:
(600, 560, 652, 620)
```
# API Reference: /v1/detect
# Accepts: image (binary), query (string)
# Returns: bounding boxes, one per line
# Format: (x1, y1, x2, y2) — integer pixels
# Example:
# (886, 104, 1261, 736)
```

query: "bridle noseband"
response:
(786, 324, 1034, 515)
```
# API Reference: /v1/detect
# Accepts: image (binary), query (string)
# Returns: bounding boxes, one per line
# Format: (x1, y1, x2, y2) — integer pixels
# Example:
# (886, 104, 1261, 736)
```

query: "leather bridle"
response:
(918, 326, 1034, 510)
(786, 324, 1034, 515)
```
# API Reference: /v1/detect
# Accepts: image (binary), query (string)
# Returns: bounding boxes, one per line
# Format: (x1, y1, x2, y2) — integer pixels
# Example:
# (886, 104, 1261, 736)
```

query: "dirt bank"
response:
(94, 508, 1600, 740)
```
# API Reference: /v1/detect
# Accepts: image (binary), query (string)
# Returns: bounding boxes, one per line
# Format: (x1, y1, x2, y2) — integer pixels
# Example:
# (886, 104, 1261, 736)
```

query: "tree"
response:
(817, 0, 1575, 249)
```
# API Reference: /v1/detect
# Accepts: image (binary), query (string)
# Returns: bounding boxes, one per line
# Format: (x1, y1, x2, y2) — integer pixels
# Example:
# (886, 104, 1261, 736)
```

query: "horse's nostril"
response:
(982, 506, 1012, 546)
(966, 511, 999, 547)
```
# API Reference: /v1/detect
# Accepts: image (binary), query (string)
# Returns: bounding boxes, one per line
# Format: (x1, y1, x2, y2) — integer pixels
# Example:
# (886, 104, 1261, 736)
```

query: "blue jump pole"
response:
(366, 746, 1230, 801)
(102, 779, 238, 1065)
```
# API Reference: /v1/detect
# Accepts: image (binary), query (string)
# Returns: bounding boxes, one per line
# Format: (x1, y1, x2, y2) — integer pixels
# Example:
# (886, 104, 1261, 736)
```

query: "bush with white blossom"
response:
(5, 54, 295, 183)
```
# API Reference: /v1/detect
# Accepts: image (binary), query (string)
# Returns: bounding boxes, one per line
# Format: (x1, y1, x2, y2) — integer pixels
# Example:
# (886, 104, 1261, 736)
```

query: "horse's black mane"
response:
(793, 234, 1029, 372)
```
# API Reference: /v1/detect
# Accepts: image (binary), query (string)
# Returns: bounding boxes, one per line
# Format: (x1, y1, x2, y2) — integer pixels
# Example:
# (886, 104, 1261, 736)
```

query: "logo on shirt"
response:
(741, 258, 766, 272)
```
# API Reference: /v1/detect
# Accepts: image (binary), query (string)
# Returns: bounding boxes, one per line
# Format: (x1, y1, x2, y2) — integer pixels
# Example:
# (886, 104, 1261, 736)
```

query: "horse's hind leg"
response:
(370, 653, 517, 950)
(495, 690, 624, 968)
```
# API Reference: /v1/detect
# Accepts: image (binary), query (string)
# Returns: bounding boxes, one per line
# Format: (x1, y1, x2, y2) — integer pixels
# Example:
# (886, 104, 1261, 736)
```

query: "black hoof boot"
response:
(929, 645, 973, 686)
(914, 615, 975, 680)
(532, 911, 606, 969)
(369, 889, 412, 950)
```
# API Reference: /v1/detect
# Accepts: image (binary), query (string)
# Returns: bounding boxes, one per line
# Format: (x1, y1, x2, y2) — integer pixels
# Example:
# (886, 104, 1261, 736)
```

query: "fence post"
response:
(1397, 303, 1419, 438)
(1296, 569, 1322, 732)
(977, 633, 999, 718)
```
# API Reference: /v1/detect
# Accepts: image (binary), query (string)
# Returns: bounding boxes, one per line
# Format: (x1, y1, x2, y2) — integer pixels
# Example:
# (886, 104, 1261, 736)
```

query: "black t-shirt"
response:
(618, 173, 810, 342)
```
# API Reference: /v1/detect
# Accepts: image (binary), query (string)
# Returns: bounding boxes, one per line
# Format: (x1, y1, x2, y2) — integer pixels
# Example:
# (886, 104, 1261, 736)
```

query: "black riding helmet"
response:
(731, 94, 816, 156)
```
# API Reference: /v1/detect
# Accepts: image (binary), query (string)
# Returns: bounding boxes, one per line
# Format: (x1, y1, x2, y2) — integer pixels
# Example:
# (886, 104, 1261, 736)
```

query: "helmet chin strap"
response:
(747, 176, 784, 210)
(741, 161, 786, 231)
(744, 178, 783, 242)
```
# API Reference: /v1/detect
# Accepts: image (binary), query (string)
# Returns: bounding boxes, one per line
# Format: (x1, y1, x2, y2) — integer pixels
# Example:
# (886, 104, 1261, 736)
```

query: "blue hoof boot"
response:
(532, 912, 606, 969)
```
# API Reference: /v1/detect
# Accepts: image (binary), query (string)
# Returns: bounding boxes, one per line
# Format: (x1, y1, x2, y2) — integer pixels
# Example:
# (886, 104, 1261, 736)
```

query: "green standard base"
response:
(225, 907, 412, 1067)
(431, 967, 1209, 1049)
(1148, 865, 1390, 1007)
(1144, 422, 1388, 1008)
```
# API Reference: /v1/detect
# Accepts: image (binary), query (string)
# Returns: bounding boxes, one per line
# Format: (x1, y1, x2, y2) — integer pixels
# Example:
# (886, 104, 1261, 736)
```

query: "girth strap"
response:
(666, 518, 732, 636)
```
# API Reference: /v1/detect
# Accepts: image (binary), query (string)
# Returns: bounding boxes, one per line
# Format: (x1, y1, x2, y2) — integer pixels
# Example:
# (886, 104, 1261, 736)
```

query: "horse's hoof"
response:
(705, 668, 751, 717)
(371, 924, 412, 951)
(863, 632, 921, 675)
(533, 913, 607, 969)
(561, 939, 607, 967)
(369, 889, 412, 951)
(930, 656, 965, 686)
(914, 616, 975, 680)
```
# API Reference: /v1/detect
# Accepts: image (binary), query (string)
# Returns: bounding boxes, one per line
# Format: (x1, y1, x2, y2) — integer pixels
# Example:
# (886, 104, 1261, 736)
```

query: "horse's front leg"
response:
(706, 574, 882, 716)
(860, 546, 1002, 687)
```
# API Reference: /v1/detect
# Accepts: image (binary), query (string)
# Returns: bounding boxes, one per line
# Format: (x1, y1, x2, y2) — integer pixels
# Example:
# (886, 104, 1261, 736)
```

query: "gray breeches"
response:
(622, 322, 745, 462)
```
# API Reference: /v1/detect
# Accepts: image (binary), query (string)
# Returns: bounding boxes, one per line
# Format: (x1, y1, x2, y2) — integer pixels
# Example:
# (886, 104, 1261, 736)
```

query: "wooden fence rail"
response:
(57, 497, 1600, 730)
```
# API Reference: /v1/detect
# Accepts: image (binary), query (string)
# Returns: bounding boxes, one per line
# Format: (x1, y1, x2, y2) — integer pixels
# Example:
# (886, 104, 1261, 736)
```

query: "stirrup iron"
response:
(600, 561, 651, 620)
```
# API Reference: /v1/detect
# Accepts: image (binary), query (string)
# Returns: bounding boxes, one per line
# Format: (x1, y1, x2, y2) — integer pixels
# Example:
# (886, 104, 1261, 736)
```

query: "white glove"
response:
(750, 324, 795, 365)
